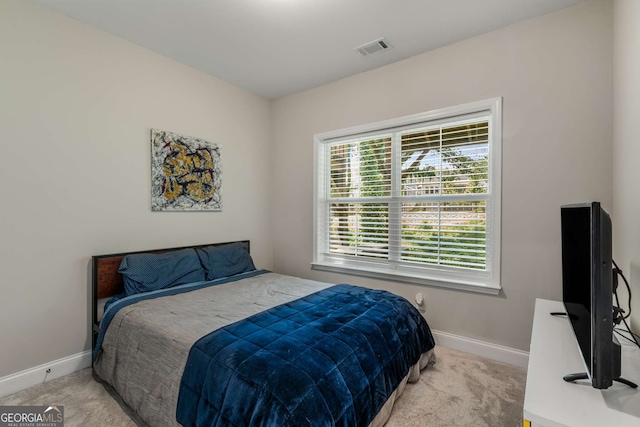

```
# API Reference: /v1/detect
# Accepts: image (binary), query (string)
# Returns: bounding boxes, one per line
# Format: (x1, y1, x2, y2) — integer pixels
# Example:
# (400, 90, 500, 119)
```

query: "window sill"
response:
(310, 261, 501, 295)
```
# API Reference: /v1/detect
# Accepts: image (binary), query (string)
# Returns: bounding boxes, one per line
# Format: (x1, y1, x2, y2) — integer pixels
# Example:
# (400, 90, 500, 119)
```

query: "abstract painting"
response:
(151, 129, 222, 211)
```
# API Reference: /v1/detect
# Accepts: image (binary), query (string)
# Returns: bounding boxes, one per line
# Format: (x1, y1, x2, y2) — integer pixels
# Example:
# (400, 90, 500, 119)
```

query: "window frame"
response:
(312, 98, 502, 295)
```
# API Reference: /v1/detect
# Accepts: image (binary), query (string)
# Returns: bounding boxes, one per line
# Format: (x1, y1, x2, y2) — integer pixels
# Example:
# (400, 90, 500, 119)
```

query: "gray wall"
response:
(271, 0, 614, 351)
(613, 0, 640, 334)
(0, 1, 273, 377)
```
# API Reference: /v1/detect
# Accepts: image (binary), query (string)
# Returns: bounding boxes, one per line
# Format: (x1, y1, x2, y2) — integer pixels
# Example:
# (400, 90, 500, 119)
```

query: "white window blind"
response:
(313, 98, 502, 294)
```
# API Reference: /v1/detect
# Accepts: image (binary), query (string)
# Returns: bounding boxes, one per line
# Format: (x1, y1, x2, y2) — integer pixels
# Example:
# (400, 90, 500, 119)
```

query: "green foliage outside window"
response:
(329, 121, 489, 270)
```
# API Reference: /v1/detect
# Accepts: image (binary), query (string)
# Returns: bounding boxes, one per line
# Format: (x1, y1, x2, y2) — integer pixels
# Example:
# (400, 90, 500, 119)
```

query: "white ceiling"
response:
(35, 0, 586, 99)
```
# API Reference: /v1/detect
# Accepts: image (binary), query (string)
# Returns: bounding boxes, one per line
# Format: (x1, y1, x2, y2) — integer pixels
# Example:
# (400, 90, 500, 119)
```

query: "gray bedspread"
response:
(93, 272, 435, 427)
(94, 273, 333, 427)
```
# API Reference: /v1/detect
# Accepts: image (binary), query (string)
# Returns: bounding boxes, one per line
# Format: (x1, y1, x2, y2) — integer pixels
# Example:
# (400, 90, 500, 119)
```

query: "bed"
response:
(92, 241, 436, 427)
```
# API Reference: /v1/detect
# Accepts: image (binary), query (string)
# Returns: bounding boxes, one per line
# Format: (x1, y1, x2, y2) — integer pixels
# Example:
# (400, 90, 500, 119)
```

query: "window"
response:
(313, 98, 502, 294)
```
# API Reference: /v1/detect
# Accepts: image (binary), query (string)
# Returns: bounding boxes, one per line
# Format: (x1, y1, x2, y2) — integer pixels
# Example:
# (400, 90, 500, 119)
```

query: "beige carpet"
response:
(385, 346, 526, 427)
(0, 346, 526, 427)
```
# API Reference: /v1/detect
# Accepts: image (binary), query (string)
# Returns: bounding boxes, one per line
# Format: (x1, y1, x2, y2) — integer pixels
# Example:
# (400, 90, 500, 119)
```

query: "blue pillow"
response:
(118, 248, 206, 296)
(196, 242, 256, 281)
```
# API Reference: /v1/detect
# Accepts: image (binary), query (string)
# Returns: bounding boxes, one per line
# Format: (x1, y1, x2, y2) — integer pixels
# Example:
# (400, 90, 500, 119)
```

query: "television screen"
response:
(561, 202, 620, 389)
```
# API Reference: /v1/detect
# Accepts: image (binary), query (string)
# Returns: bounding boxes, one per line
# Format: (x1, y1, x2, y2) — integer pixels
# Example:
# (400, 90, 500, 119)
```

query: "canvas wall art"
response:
(151, 129, 222, 211)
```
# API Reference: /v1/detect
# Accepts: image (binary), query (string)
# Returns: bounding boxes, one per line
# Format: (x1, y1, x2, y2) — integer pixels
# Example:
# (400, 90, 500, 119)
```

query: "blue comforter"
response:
(176, 284, 435, 427)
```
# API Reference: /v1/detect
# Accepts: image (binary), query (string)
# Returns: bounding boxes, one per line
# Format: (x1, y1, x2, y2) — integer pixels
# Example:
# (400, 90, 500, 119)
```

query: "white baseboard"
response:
(0, 351, 92, 399)
(432, 329, 529, 368)
(0, 332, 528, 399)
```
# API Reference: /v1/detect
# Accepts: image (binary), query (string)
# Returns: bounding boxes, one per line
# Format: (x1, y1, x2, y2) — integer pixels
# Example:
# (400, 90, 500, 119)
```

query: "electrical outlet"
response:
(415, 293, 426, 312)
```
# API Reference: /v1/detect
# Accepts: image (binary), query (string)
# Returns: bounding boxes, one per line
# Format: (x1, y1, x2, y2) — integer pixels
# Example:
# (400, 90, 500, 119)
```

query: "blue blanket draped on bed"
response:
(176, 284, 435, 427)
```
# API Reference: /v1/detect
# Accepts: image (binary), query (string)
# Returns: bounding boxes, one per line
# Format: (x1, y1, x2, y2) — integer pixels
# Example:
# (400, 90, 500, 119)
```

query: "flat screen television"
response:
(560, 202, 622, 389)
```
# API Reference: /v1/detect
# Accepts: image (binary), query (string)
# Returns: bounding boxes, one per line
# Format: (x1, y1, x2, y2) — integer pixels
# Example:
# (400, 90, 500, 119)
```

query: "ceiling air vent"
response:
(354, 38, 392, 56)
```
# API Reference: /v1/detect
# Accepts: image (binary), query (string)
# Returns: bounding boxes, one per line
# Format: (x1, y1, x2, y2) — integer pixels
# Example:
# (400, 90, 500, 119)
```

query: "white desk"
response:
(523, 299, 640, 427)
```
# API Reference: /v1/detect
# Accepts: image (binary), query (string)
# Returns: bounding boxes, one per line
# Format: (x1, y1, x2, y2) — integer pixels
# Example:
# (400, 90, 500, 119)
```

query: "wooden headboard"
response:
(91, 240, 250, 348)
